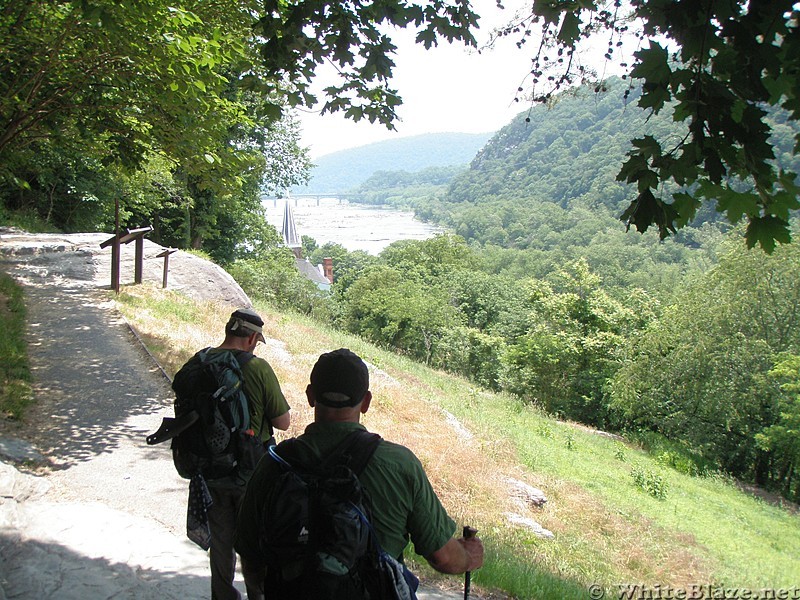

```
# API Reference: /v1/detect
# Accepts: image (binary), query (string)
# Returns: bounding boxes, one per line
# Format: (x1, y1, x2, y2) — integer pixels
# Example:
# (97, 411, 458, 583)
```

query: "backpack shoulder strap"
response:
(231, 350, 255, 368)
(268, 437, 302, 467)
(195, 346, 213, 363)
(196, 347, 253, 368)
(228, 350, 256, 433)
(328, 430, 382, 476)
(270, 430, 382, 476)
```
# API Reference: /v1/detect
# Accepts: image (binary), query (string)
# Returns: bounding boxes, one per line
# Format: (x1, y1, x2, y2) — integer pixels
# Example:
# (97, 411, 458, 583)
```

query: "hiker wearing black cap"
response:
(234, 348, 483, 599)
(205, 308, 291, 600)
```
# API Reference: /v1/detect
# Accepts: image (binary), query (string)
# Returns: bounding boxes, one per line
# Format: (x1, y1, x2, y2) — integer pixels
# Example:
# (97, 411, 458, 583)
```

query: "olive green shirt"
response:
(235, 421, 456, 562)
(237, 353, 289, 441)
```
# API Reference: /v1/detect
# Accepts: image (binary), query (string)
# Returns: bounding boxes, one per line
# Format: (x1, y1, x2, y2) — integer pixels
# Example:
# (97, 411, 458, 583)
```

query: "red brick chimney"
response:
(322, 257, 333, 283)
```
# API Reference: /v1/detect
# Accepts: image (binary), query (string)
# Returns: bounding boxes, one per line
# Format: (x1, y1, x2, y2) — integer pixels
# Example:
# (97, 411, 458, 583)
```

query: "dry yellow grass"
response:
(536, 478, 711, 586)
(116, 284, 720, 596)
(117, 287, 542, 577)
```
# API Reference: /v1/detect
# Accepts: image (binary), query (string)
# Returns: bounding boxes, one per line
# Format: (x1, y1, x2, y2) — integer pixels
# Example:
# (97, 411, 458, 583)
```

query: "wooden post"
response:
(156, 248, 177, 289)
(134, 235, 145, 284)
(101, 225, 152, 289)
(112, 199, 120, 293)
(118, 227, 151, 286)
(162, 252, 169, 288)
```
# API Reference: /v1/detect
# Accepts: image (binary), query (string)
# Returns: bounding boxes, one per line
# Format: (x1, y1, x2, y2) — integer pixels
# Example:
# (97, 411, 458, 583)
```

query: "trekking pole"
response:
(463, 525, 478, 600)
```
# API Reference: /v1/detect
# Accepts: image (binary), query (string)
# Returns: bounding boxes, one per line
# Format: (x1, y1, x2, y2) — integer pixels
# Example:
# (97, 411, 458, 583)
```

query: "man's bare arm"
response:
(271, 410, 290, 431)
(425, 535, 484, 575)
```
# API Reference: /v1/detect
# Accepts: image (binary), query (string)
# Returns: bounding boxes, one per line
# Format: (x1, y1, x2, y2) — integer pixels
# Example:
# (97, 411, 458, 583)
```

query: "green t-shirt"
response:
(237, 353, 289, 440)
(235, 421, 456, 561)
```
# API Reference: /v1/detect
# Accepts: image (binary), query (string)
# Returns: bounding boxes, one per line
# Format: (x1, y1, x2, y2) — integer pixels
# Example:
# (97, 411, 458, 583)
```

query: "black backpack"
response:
(259, 430, 418, 600)
(146, 348, 266, 480)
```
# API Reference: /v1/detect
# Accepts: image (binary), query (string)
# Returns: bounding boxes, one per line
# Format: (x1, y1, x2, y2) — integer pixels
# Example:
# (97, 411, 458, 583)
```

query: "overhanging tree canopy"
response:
(4, 0, 797, 249)
(0, 0, 310, 250)
(256, 0, 799, 251)
(254, 0, 479, 126)
(1, 2, 248, 170)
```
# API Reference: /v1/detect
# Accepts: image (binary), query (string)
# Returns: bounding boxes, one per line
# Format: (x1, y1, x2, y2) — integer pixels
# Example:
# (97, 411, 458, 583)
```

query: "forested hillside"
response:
(350, 165, 463, 207)
(355, 78, 799, 290)
(442, 77, 799, 233)
(242, 79, 800, 504)
(293, 132, 492, 194)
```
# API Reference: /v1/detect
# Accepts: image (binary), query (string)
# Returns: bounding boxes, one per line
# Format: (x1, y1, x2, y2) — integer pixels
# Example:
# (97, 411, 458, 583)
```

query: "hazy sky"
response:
(295, 0, 635, 159)
(295, 1, 538, 158)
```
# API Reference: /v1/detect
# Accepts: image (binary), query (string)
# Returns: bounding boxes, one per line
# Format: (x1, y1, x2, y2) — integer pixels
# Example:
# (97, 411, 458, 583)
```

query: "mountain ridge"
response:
(294, 131, 495, 194)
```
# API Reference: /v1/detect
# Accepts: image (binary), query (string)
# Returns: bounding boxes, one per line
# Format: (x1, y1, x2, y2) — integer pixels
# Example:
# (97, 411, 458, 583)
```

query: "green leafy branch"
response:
(492, 0, 800, 251)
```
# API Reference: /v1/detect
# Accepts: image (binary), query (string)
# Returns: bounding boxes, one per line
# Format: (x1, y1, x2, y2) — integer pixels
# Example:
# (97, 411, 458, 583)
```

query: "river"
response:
(263, 197, 445, 255)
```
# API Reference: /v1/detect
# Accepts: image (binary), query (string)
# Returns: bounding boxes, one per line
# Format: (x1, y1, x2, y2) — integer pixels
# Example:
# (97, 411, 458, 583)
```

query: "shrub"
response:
(0, 274, 33, 419)
(630, 466, 669, 500)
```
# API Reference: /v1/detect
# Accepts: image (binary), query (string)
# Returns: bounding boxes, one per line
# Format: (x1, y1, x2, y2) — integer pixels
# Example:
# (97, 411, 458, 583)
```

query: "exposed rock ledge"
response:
(0, 227, 251, 309)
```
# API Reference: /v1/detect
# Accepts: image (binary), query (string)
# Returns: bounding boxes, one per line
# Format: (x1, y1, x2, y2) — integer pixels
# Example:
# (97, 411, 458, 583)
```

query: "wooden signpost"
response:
(99, 225, 153, 292)
(156, 248, 178, 289)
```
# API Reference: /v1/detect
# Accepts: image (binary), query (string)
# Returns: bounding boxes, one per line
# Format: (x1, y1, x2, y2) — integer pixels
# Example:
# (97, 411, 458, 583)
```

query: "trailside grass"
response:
(443, 386, 800, 590)
(0, 273, 32, 420)
(115, 284, 800, 599)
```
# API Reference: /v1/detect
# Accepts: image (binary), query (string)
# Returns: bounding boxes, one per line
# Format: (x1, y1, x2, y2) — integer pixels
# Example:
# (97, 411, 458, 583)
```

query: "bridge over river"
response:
(262, 194, 357, 206)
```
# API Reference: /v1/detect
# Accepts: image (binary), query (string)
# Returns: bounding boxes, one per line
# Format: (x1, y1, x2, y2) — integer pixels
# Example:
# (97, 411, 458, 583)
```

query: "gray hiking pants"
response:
(208, 485, 264, 600)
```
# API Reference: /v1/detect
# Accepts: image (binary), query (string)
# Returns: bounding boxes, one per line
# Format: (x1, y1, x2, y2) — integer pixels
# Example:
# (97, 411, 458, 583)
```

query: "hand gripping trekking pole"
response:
(463, 526, 478, 600)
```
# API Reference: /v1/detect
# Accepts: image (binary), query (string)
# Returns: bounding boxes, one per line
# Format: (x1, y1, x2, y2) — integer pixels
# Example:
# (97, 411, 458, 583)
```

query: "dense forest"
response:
(0, 1, 313, 264)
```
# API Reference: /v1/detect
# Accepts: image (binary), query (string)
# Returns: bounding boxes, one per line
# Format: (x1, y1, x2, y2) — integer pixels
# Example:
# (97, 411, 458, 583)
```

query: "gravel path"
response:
(0, 230, 214, 598)
(0, 229, 466, 600)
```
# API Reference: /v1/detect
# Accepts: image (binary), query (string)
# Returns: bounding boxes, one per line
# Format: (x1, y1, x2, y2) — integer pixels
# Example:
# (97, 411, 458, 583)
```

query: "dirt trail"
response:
(0, 228, 465, 600)
(0, 230, 238, 598)
(0, 229, 252, 531)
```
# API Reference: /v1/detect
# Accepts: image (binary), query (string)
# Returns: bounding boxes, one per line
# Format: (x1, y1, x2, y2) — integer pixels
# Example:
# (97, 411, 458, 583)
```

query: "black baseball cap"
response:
(310, 348, 369, 408)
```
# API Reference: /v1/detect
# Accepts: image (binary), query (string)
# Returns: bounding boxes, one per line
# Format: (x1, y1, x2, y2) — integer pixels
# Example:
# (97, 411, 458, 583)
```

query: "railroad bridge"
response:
(262, 194, 355, 207)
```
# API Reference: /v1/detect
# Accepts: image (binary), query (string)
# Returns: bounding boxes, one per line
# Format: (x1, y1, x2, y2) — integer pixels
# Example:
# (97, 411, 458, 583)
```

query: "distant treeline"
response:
(294, 132, 492, 194)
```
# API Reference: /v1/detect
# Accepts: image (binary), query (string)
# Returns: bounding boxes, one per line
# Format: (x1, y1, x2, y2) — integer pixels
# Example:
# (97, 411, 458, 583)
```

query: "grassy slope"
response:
(114, 284, 800, 599)
(0, 273, 32, 419)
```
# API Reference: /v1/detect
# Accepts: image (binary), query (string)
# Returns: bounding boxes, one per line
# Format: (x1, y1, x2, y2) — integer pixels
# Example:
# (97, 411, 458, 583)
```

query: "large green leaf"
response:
(746, 216, 792, 252)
